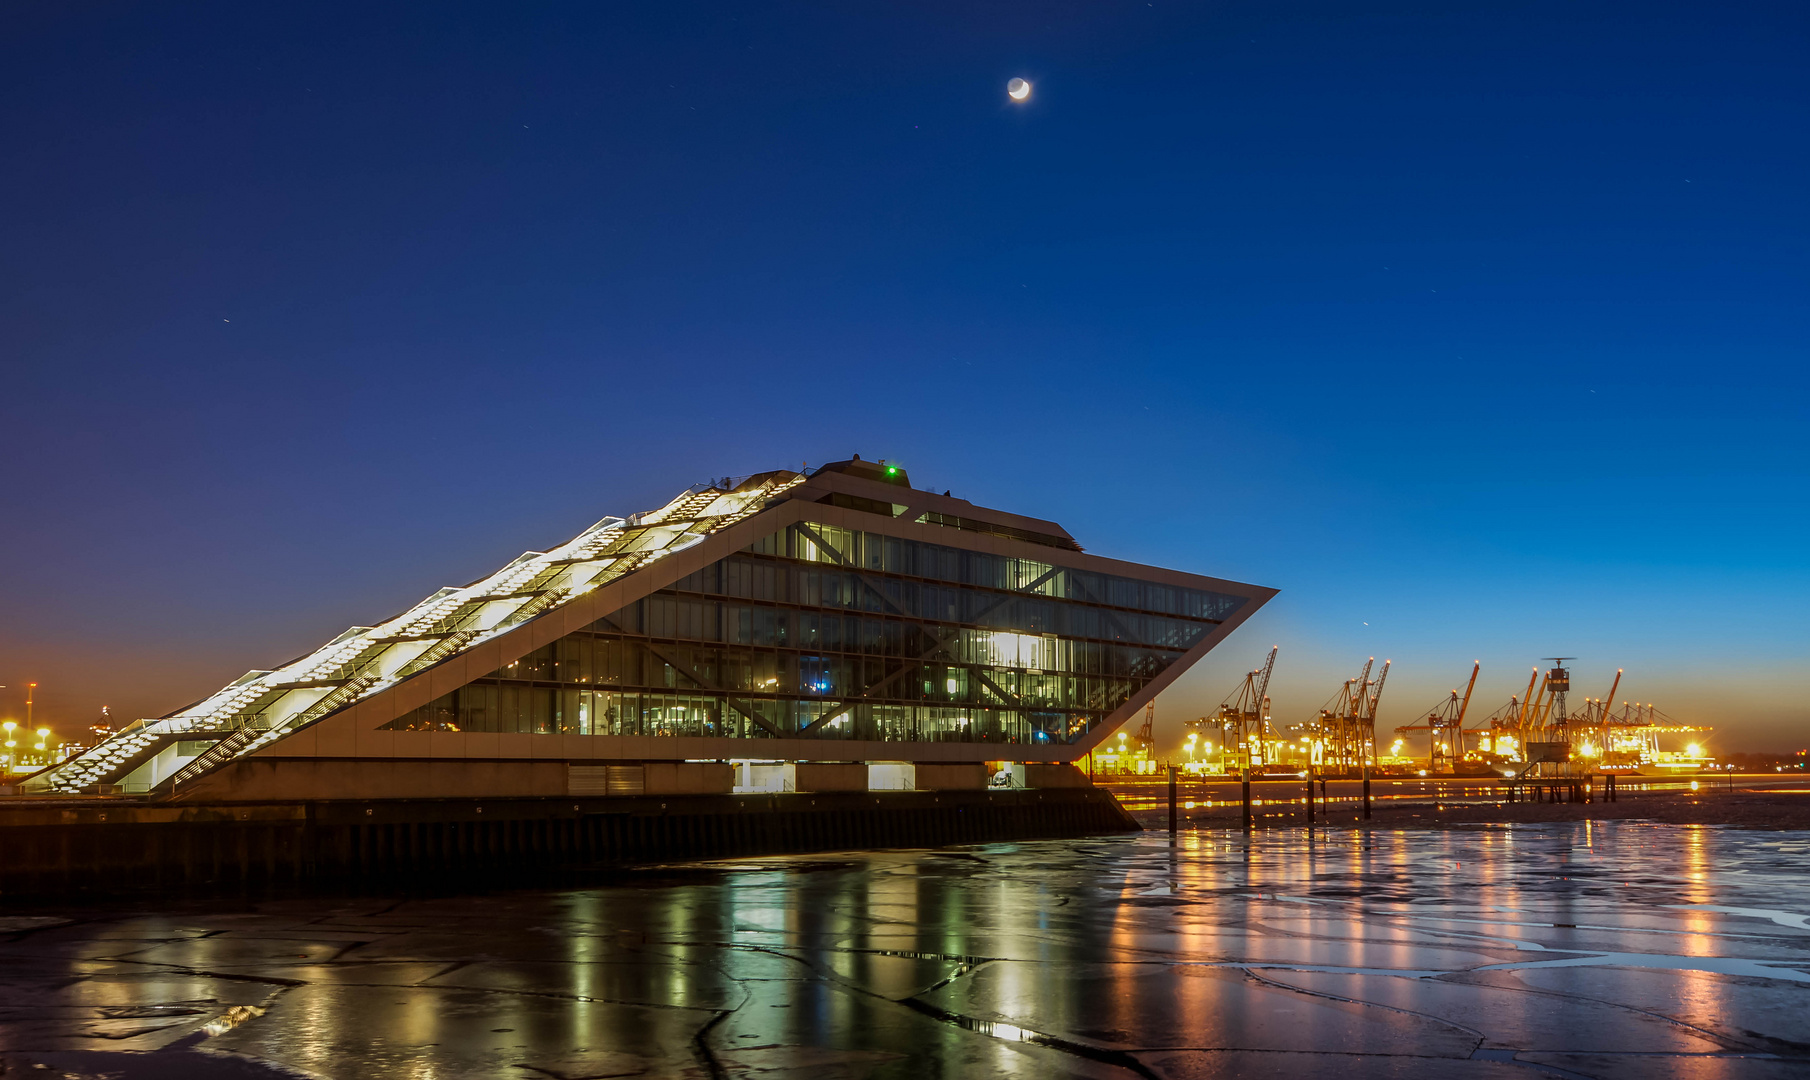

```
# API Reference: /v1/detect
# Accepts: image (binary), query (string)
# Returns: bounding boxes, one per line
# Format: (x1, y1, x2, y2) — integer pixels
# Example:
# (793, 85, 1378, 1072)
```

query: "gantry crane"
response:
(1486, 666, 1543, 760)
(1597, 696, 1708, 766)
(1585, 668, 1622, 763)
(1395, 661, 1479, 774)
(1309, 657, 1387, 775)
(1507, 663, 1564, 751)
(1362, 659, 1392, 758)
(1314, 656, 1370, 770)
(1132, 702, 1156, 761)
(1192, 646, 1277, 771)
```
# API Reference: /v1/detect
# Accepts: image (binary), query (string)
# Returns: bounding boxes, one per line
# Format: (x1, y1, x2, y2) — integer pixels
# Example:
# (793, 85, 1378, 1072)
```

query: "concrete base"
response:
(0, 787, 1139, 900)
(183, 757, 1029, 800)
(1025, 763, 1092, 788)
(913, 763, 989, 790)
(794, 762, 866, 792)
(178, 758, 736, 802)
(644, 761, 733, 795)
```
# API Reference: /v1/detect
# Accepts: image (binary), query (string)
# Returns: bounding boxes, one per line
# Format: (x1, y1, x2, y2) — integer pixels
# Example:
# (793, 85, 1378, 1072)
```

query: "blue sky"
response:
(2, 1, 1805, 747)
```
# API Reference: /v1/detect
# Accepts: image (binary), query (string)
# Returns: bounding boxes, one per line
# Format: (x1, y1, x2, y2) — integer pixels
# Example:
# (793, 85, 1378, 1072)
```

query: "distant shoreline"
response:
(1104, 775, 1810, 831)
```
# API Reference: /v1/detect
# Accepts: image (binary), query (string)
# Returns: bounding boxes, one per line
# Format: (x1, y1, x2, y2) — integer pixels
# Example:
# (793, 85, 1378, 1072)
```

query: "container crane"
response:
(1195, 646, 1277, 771)
(1358, 659, 1391, 772)
(1395, 662, 1478, 774)
(1592, 668, 1622, 763)
(1520, 666, 1556, 742)
(1511, 658, 1580, 781)
(1132, 702, 1156, 760)
(1310, 657, 1382, 775)
(1479, 667, 1540, 763)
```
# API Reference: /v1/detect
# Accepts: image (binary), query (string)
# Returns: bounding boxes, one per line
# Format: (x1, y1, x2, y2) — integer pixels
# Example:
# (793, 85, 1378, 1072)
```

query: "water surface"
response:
(3, 821, 1807, 1078)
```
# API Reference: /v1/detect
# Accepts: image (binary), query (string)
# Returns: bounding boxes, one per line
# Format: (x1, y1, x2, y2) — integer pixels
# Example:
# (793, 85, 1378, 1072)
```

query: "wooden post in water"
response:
(1362, 765, 1372, 820)
(1167, 765, 1179, 837)
(1242, 768, 1253, 831)
(1305, 766, 1315, 826)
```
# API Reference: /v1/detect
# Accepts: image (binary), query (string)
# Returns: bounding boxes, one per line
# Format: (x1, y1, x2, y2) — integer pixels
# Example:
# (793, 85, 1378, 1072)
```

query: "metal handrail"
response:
(167, 724, 262, 789)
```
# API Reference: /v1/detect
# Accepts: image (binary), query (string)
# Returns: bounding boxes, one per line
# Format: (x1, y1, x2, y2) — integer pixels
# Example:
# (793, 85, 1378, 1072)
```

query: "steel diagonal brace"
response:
(1065, 574, 1142, 645)
(795, 621, 975, 735)
(792, 524, 1068, 642)
(791, 567, 1063, 737)
(589, 614, 789, 739)
(791, 522, 925, 621)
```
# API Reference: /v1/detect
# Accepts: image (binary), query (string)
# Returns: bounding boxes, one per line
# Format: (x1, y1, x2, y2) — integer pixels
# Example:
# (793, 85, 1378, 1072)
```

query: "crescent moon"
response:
(1008, 78, 1031, 101)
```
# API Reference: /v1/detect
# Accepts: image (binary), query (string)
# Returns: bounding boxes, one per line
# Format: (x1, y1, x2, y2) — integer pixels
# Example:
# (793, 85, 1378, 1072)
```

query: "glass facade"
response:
(384, 523, 1244, 746)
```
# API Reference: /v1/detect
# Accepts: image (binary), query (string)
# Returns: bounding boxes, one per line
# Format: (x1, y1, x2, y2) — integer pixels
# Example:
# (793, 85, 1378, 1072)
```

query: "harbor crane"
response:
(1191, 646, 1277, 771)
(1131, 702, 1156, 760)
(1395, 661, 1479, 773)
(1572, 668, 1622, 761)
(1311, 657, 1388, 774)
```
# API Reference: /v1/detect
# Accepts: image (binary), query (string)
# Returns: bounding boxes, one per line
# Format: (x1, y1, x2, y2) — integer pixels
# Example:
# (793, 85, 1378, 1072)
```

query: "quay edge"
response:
(0, 786, 1138, 902)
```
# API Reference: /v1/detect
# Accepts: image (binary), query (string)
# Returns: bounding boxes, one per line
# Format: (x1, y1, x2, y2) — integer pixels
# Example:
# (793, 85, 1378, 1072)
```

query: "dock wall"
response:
(0, 787, 1137, 901)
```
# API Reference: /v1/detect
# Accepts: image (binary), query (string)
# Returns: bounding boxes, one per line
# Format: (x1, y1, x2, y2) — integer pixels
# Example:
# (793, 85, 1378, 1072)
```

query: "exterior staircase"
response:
(30, 472, 807, 798)
(23, 722, 169, 792)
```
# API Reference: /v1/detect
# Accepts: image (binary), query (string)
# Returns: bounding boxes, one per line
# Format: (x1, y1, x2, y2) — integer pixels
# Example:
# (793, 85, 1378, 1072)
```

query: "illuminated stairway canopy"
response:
(29, 472, 807, 793)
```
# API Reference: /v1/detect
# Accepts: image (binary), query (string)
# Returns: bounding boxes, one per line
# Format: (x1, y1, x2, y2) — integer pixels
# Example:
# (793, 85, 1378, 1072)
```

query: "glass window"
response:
(385, 520, 1238, 743)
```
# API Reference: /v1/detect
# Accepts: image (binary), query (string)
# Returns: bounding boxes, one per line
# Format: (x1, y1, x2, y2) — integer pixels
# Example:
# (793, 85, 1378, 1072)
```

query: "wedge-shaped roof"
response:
(28, 471, 807, 793)
(32, 461, 1277, 796)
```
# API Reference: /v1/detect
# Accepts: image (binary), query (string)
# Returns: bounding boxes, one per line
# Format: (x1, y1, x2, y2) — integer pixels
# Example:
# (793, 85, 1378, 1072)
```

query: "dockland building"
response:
(29, 459, 1274, 801)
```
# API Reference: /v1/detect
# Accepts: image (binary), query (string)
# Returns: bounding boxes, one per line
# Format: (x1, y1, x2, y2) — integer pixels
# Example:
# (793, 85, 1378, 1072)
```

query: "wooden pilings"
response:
(1167, 766, 1178, 837)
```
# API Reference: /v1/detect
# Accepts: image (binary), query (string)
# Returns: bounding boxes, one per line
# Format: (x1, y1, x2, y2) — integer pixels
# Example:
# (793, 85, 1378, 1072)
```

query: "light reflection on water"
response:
(0, 822, 1807, 1077)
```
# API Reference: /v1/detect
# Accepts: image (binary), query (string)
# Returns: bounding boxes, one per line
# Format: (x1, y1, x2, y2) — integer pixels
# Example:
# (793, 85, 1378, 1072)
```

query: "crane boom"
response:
(1542, 670, 1565, 727)
(1366, 660, 1392, 770)
(1515, 667, 1539, 727)
(1598, 668, 1622, 759)
(1352, 658, 1375, 720)
(1254, 646, 1278, 705)
(1527, 672, 1553, 727)
(1134, 702, 1155, 755)
(1367, 660, 1391, 719)
(1456, 661, 1480, 726)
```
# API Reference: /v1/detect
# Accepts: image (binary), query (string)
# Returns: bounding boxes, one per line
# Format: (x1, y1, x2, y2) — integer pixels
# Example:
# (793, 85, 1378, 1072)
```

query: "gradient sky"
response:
(3, 1, 1806, 751)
